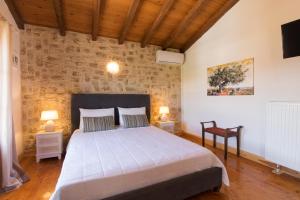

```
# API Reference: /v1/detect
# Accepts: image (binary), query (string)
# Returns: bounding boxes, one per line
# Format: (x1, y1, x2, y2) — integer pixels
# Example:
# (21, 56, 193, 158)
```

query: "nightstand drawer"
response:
(155, 121, 176, 134)
(37, 145, 60, 155)
(36, 134, 60, 146)
(159, 123, 173, 128)
(161, 126, 175, 132)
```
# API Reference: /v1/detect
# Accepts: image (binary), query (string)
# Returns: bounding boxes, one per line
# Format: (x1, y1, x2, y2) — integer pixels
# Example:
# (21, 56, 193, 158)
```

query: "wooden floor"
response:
(1, 135, 300, 200)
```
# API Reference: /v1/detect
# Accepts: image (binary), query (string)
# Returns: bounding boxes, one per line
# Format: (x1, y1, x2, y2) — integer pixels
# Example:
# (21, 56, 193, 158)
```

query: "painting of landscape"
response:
(207, 58, 254, 96)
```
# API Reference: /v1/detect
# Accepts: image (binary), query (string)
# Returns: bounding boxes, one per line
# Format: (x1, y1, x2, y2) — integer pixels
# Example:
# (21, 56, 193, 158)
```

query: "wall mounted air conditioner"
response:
(156, 50, 184, 65)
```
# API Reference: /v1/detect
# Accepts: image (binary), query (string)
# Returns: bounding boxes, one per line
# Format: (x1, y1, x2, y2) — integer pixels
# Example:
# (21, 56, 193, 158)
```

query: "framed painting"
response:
(207, 58, 254, 96)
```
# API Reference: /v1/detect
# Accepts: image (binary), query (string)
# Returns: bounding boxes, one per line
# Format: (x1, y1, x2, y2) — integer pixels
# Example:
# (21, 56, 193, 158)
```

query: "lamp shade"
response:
(41, 110, 58, 121)
(159, 106, 169, 114)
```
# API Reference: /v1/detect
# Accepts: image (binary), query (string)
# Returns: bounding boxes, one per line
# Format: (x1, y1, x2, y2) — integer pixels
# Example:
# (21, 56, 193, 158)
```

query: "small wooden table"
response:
(200, 121, 243, 160)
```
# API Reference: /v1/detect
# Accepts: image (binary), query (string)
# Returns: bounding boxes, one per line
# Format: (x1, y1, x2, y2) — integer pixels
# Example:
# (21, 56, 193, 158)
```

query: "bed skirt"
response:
(103, 167, 222, 200)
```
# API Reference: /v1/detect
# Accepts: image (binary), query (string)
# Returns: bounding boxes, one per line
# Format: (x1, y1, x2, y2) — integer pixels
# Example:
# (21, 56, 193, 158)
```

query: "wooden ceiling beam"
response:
(181, 0, 239, 52)
(4, 0, 24, 29)
(141, 0, 175, 48)
(53, 0, 66, 36)
(92, 0, 105, 41)
(118, 0, 143, 44)
(162, 0, 206, 50)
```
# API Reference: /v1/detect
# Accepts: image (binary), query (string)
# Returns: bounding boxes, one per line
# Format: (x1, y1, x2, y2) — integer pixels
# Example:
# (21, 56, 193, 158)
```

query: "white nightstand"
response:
(155, 121, 176, 134)
(36, 130, 63, 163)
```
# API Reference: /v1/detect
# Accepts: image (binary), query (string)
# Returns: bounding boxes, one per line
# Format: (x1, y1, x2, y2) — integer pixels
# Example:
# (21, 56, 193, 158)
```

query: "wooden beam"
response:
(4, 0, 24, 29)
(181, 0, 239, 52)
(118, 0, 143, 44)
(141, 0, 175, 48)
(92, 0, 105, 41)
(53, 0, 66, 36)
(162, 0, 206, 50)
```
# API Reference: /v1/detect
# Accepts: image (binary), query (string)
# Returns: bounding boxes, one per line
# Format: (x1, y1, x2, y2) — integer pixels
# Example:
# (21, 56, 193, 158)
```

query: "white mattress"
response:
(50, 126, 229, 200)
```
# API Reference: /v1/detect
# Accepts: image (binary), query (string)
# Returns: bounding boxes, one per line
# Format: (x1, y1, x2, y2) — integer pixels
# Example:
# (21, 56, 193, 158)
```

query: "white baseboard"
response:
(181, 131, 300, 179)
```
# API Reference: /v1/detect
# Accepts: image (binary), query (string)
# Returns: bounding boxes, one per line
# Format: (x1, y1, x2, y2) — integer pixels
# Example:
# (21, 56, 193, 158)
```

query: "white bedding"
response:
(50, 126, 229, 200)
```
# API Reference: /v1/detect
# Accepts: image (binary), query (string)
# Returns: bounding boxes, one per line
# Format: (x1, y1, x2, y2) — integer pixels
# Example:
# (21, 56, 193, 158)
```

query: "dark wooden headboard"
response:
(71, 94, 151, 131)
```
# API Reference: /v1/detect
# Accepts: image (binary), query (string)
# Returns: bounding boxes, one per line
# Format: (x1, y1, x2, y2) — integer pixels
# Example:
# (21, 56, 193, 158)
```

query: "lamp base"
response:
(45, 120, 55, 132)
(160, 114, 168, 122)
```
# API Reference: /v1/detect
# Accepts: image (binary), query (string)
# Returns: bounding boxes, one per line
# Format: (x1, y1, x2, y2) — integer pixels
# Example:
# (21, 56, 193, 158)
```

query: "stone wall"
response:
(21, 25, 181, 153)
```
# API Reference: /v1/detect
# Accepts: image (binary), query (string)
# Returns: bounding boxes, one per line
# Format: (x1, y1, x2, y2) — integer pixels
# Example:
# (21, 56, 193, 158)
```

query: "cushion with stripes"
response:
(82, 116, 115, 132)
(122, 114, 149, 128)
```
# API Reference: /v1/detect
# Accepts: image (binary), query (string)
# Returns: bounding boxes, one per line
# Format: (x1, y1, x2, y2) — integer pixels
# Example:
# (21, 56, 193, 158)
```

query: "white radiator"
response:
(265, 102, 300, 172)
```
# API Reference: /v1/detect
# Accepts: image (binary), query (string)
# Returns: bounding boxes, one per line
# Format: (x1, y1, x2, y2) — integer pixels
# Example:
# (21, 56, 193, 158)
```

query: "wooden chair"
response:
(200, 121, 243, 160)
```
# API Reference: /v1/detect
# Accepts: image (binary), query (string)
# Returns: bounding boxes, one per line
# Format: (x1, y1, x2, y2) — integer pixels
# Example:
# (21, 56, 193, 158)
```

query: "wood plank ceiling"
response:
(6, 0, 239, 52)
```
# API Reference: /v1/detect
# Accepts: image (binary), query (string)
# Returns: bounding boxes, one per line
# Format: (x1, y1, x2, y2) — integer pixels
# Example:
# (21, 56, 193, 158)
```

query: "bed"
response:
(50, 94, 229, 200)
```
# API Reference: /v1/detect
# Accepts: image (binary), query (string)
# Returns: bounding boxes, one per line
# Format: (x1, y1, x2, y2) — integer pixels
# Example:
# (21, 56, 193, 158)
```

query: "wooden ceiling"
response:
(6, 0, 239, 52)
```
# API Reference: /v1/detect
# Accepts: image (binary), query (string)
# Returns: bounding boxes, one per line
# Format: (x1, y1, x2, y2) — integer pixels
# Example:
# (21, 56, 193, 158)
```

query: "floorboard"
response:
(0, 135, 299, 200)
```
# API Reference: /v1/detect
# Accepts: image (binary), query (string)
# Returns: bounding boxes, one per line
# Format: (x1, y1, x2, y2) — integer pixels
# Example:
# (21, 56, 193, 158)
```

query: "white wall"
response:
(182, 0, 300, 157)
(0, 0, 23, 156)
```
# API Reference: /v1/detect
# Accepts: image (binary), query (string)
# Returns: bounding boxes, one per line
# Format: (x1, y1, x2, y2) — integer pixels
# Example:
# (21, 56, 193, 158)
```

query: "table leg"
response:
(224, 137, 228, 160)
(237, 134, 240, 156)
(213, 134, 216, 148)
(202, 131, 205, 147)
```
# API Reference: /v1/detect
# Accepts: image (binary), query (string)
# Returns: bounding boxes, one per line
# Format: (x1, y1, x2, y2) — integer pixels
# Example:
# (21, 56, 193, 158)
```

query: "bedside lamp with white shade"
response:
(40, 110, 58, 132)
(159, 106, 169, 122)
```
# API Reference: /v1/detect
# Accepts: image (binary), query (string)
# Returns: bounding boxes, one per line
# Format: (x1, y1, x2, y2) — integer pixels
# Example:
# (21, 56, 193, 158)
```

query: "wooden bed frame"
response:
(71, 93, 223, 200)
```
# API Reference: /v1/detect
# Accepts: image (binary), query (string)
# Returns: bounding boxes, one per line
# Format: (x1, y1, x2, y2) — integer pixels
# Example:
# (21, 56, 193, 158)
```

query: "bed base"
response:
(104, 167, 222, 200)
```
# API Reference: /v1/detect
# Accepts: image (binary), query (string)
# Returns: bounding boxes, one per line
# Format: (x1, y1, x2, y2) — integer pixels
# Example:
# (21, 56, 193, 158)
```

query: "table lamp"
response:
(159, 106, 169, 122)
(41, 110, 58, 132)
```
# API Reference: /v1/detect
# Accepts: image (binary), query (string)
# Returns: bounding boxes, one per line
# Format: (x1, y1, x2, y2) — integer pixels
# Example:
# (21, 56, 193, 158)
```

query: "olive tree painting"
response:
(207, 58, 254, 96)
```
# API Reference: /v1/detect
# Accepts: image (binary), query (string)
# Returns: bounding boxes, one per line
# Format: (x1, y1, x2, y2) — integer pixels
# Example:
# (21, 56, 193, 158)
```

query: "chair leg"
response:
(213, 134, 216, 148)
(237, 134, 240, 157)
(224, 137, 228, 160)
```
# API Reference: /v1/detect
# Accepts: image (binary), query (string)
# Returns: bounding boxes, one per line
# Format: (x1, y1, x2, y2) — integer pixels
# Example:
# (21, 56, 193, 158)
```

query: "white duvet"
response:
(50, 126, 229, 200)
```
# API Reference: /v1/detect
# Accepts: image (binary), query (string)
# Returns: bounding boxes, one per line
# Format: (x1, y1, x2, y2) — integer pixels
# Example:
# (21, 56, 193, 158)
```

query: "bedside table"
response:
(36, 130, 63, 163)
(155, 121, 176, 134)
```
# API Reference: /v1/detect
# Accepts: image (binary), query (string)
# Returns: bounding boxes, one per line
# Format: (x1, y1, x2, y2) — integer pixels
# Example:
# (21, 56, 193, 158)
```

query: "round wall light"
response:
(106, 61, 120, 74)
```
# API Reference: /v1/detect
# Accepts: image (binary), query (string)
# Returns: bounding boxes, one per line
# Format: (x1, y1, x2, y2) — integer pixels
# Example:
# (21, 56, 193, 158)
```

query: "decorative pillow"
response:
(79, 108, 114, 131)
(122, 114, 149, 128)
(118, 107, 146, 126)
(82, 116, 115, 132)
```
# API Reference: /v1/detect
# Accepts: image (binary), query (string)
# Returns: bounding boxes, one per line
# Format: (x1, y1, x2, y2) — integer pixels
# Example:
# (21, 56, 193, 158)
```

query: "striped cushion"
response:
(82, 116, 115, 132)
(122, 114, 149, 128)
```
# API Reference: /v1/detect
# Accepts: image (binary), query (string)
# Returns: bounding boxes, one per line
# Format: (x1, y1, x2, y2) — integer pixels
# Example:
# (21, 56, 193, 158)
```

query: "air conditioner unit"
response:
(156, 50, 184, 65)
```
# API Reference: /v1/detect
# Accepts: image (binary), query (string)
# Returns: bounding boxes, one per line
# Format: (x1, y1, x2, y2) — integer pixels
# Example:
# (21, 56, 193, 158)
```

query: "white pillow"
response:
(79, 108, 114, 131)
(118, 107, 146, 127)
